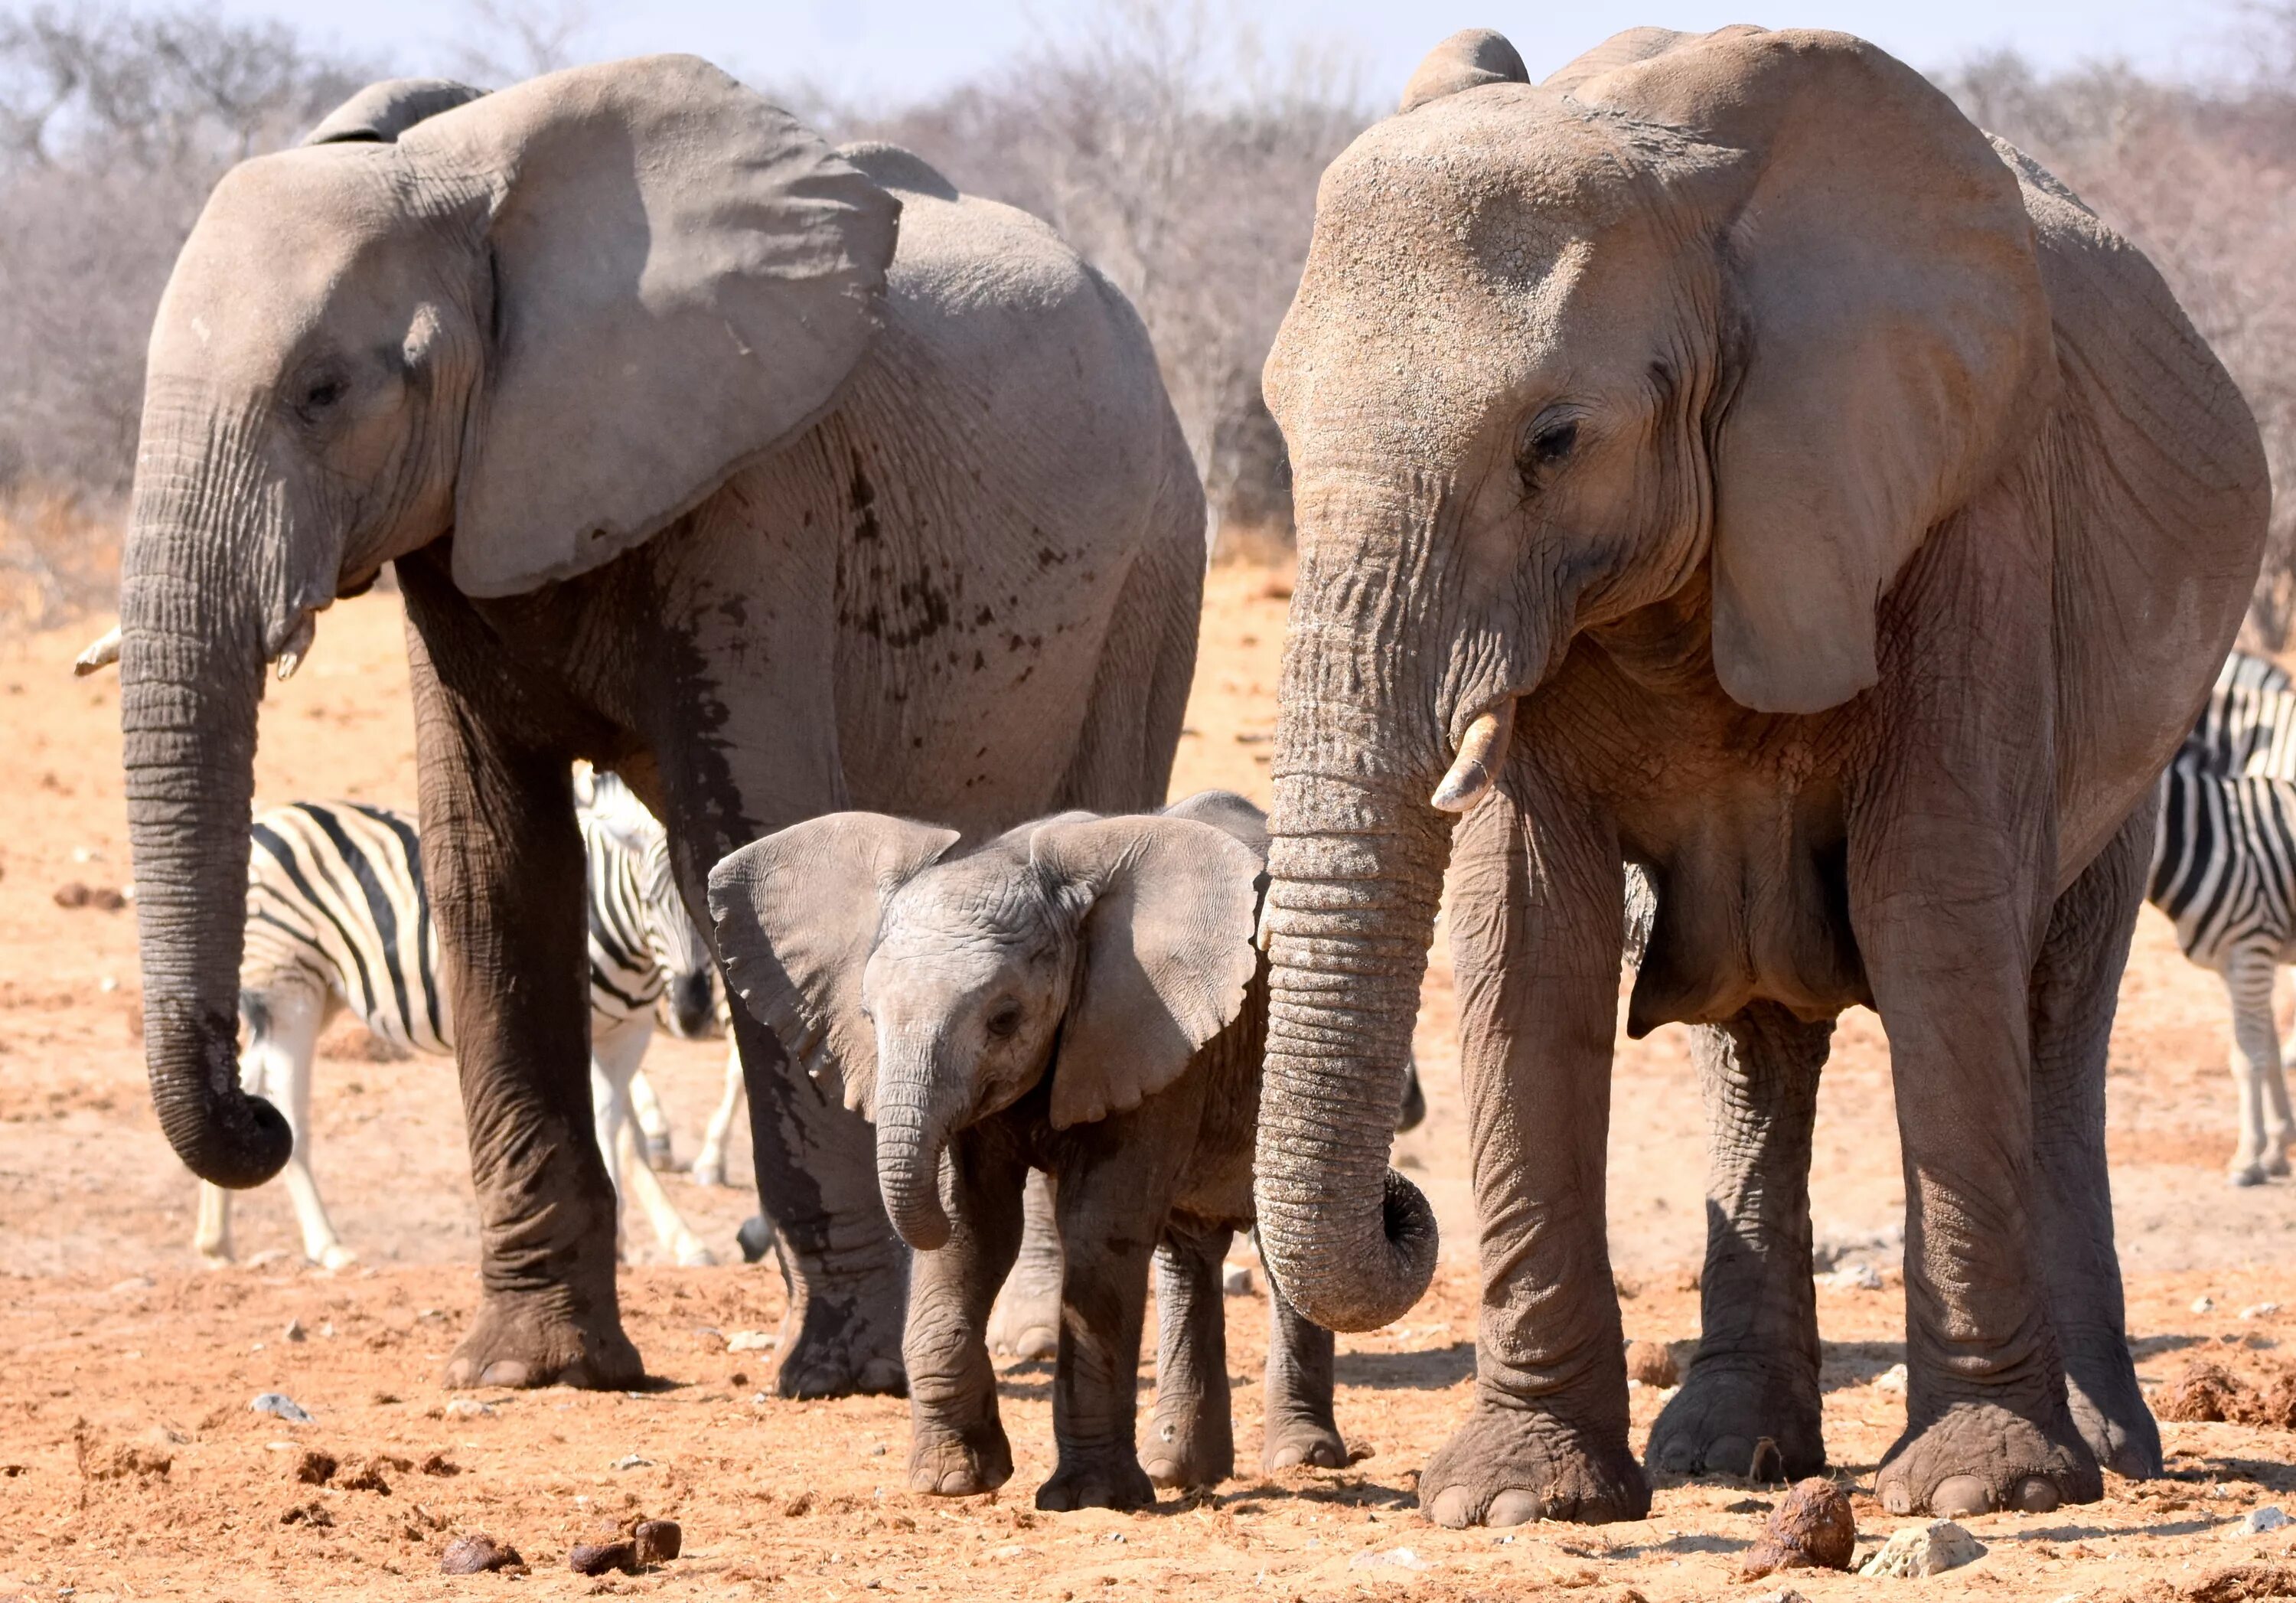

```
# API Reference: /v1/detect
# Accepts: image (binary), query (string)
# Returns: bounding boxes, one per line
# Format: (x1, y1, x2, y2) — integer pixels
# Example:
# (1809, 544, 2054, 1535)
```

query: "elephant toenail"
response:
(1485, 1490, 1542, 1527)
(478, 1359, 531, 1389)
(1930, 1474, 1993, 1516)
(1426, 1487, 1476, 1528)
(1267, 1447, 1303, 1470)
(2013, 1476, 2060, 1513)
(1655, 1438, 1697, 1472)
(1881, 1481, 1913, 1515)
(1703, 1435, 1752, 1475)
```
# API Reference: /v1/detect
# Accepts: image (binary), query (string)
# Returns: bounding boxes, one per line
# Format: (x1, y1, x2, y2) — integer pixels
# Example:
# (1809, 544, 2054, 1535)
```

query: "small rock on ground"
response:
(1859, 1520, 1984, 1579)
(249, 1392, 311, 1425)
(440, 1533, 522, 1574)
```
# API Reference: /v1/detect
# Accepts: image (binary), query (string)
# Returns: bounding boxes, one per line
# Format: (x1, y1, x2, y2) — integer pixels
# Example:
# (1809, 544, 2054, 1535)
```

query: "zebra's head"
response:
(639, 831, 720, 1040)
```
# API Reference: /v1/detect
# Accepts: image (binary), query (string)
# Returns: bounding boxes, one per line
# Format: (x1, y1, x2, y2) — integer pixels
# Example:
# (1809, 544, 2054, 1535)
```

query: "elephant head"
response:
(121, 57, 898, 1187)
(708, 799, 1263, 1251)
(1252, 26, 2056, 1330)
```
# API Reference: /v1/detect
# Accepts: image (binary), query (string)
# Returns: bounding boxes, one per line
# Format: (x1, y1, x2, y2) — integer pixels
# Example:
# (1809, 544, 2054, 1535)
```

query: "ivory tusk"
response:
(1256, 893, 1276, 952)
(1430, 700, 1516, 814)
(72, 625, 121, 677)
(275, 610, 317, 681)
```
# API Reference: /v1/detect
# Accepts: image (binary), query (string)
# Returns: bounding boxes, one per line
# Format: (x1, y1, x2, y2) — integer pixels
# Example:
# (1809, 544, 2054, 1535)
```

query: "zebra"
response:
(194, 780, 721, 1268)
(2148, 649, 2296, 1186)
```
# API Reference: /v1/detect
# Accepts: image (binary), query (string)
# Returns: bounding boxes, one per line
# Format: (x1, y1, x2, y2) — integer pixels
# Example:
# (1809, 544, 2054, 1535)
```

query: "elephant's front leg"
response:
(987, 1170, 1062, 1360)
(2030, 800, 2160, 1479)
(1421, 770, 1645, 1529)
(905, 1128, 1029, 1495)
(1647, 1003, 1831, 1481)
(405, 631, 638, 1390)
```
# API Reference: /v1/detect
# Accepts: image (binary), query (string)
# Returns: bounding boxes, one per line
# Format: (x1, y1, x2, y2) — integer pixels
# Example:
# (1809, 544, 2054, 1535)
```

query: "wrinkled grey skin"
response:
(1252, 26, 2265, 1528)
(118, 57, 1202, 1399)
(711, 793, 1382, 1509)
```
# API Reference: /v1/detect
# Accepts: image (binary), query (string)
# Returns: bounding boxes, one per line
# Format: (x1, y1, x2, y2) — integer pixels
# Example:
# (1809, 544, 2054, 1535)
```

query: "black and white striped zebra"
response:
(2148, 649, 2296, 1186)
(196, 781, 720, 1268)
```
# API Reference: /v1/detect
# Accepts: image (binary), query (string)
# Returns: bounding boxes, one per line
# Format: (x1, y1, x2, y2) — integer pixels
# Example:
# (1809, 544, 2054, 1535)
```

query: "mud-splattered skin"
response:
(1247, 26, 2266, 1530)
(116, 61, 1201, 1402)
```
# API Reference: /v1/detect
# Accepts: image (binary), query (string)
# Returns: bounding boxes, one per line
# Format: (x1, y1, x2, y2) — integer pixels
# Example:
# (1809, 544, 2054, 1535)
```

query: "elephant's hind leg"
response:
(1142, 1224, 1235, 1489)
(2032, 802, 2161, 1480)
(1261, 1270, 1345, 1474)
(1646, 1002, 1831, 1482)
(987, 1170, 1062, 1360)
(1420, 769, 1648, 1529)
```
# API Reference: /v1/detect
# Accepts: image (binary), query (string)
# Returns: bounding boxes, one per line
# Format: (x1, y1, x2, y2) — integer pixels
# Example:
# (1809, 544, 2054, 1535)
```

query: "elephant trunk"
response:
(119, 434, 293, 1189)
(874, 1038, 960, 1252)
(1251, 493, 1478, 1332)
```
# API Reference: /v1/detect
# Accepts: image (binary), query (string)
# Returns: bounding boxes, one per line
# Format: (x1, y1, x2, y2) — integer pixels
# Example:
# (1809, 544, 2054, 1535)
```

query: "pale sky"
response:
(192, 1, 2249, 103)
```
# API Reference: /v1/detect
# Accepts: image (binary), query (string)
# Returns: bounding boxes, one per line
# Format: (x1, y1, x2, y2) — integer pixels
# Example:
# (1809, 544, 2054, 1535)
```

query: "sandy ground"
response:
(0, 565, 2291, 1601)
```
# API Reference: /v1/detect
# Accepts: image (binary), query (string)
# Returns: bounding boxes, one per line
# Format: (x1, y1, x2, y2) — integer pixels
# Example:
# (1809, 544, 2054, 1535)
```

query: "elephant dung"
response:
(568, 1539, 639, 1576)
(440, 1533, 523, 1574)
(634, 1520, 683, 1564)
(1857, 1520, 1984, 1578)
(1623, 1340, 1678, 1389)
(2157, 1360, 2245, 1423)
(1737, 1477, 1857, 1578)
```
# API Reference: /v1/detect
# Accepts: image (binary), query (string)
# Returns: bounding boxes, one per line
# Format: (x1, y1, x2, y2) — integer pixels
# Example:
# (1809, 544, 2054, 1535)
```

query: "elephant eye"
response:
(985, 1002, 1023, 1039)
(295, 372, 349, 421)
(1517, 418, 1579, 491)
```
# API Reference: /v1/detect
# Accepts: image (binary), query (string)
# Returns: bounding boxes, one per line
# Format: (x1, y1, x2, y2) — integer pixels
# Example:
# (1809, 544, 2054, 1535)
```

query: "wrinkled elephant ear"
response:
(707, 813, 957, 1119)
(1030, 815, 1261, 1130)
(1570, 29, 2055, 714)
(396, 54, 900, 598)
(303, 78, 488, 144)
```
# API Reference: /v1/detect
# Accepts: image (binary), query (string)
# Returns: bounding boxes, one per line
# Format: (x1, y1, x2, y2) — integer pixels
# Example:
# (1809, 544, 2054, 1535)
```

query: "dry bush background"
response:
(2, 1, 2292, 616)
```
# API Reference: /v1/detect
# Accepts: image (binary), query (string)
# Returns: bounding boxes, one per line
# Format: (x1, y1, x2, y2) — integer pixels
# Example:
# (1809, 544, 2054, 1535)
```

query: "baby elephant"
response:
(712, 792, 1371, 1510)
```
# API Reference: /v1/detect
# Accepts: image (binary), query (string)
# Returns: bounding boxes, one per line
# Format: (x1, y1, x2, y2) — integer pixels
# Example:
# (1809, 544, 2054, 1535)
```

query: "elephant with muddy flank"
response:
(118, 57, 1203, 1397)
(1250, 25, 2265, 1527)
(712, 792, 1375, 1509)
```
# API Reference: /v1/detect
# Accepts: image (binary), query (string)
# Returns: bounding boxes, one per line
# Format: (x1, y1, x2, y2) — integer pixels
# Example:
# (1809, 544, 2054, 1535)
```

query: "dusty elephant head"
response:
(707, 798, 1264, 1251)
(1251, 24, 2057, 1330)
(119, 57, 898, 1187)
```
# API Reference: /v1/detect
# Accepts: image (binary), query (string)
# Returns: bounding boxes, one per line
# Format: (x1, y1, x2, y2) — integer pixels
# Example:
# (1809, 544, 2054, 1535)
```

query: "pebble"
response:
(2232, 1506, 2290, 1536)
(1873, 1363, 1908, 1393)
(1859, 1520, 1984, 1579)
(249, 1392, 312, 1425)
(1748, 1592, 1811, 1603)
(2194, 1295, 2216, 1314)
(443, 1399, 494, 1419)
(440, 1533, 522, 1574)
(726, 1330, 778, 1352)
(1348, 1547, 1432, 1572)
(283, 1318, 306, 1343)
(2239, 1303, 2281, 1321)
(612, 1453, 655, 1470)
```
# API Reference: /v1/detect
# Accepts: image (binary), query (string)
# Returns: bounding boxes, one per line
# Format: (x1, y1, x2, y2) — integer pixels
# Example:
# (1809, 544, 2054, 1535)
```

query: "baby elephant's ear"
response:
(1030, 816, 1262, 1130)
(709, 814, 958, 1119)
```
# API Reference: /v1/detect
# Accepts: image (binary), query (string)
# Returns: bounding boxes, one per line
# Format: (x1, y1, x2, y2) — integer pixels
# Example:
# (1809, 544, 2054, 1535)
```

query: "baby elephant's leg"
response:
(906, 1131, 1029, 1496)
(1263, 1277, 1345, 1472)
(1142, 1226, 1234, 1490)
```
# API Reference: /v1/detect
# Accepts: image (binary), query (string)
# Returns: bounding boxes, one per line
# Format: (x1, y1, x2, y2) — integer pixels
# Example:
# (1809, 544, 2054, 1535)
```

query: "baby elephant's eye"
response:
(1516, 417, 1578, 492)
(985, 1002, 1024, 1039)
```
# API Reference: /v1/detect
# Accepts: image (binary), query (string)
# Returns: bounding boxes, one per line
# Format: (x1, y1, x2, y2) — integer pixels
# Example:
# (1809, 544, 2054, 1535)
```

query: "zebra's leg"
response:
(2223, 944, 2281, 1187)
(593, 1017, 716, 1268)
(628, 1068, 674, 1172)
(2032, 798, 2160, 1479)
(1646, 1001, 1832, 1482)
(259, 985, 354, 1272)
(987, 1169, 1062, 1360)
(690, 1040, 745, 1187)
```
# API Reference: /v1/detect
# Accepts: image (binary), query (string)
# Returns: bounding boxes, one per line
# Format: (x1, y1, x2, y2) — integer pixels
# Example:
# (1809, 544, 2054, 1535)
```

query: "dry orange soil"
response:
(0, 566, 2290, 1601)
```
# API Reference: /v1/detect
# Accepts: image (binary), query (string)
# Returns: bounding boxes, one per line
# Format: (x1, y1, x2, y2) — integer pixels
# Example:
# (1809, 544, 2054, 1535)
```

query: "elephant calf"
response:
(711, 792, 1380, 1510)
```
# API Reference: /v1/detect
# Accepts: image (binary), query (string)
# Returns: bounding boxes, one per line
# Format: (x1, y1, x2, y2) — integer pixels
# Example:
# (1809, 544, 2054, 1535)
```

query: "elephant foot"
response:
(1645, 1354, 1825, 1481)
(774, 1275, 908, 1399)
(1141, 1400, 1234, 1489)
(1420, 1402, 1649, 1527)
(2064, 1350, 2163, 1481)
(987, 1280, 1061, 1362)
(911, 1416, 1014, 1496)
(442, 1291, 642, 1390)
(1260, 1411, 1348, 1475)
(1038, 1450, 1157, 1512)
(1877, 1400, 2101, 1516)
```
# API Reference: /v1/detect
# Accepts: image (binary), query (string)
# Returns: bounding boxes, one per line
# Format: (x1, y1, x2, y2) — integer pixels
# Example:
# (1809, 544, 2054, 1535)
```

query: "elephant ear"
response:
(396, 54, 899, 598)
(303, 78, 488, 144)
(1030, 816, 1261, 1130)
(1397, 28, 1527, 113)
(708, 813, 958, 1119)
(1570, 29, 2055, 713)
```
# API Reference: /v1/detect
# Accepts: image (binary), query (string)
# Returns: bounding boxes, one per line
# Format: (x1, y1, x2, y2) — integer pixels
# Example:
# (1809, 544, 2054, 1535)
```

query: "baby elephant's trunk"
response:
(875, 1040, 957, 1251)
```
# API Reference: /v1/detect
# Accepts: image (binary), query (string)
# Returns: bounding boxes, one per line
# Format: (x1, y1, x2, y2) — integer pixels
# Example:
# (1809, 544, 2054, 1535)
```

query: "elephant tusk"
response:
(275, 610, 317, 681)
(1430, 700, 1516, 814)
(73, 625, 121, 677)
(1256, 892, 1276, 953)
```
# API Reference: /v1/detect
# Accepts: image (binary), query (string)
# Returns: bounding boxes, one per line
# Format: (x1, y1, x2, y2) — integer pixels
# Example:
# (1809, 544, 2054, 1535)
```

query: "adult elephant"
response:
(118, 57, 1203, 1397)
(1250, 25, 2265, 1526)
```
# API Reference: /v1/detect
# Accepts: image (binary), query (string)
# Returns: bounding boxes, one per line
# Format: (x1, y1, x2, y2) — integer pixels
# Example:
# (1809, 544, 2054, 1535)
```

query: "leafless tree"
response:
(442, 0, 596, 86)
